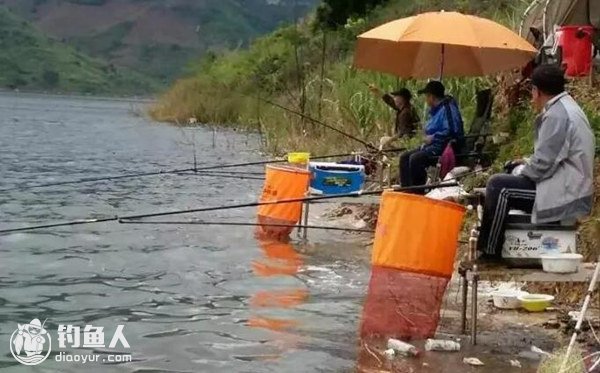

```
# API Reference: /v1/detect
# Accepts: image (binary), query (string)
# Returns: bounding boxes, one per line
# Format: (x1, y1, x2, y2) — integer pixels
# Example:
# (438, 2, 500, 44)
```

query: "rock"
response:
(383, 348, 395, 359)
(353, 219, 367, 229)
(330, 206, 353, 218)
(463, 357, 485, 366)
(518, 351, 542, 361)
(531, 346, 551, 357)
(510, 359, 522, 368)
(544, 319, 561, 329)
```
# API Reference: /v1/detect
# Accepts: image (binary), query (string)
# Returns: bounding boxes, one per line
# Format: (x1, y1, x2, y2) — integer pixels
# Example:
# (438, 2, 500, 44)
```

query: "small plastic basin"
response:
(518, 294, 555, 312)
(491, 290, 529, 310)
(540, 253, 583, 274)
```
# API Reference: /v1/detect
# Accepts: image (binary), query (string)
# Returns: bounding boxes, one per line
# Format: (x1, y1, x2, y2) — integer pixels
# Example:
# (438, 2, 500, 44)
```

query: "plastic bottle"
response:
(387, 338, 420, 357)
(424, 339, 461, 352)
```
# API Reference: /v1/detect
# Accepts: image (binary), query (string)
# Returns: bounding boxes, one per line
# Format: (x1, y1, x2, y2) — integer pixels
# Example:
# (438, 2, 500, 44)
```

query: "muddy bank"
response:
(306, 201, 599, 372)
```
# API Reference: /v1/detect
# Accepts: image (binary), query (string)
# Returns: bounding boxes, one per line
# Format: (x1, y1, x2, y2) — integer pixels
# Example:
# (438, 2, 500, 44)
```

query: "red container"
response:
(557, 25, 595, 77)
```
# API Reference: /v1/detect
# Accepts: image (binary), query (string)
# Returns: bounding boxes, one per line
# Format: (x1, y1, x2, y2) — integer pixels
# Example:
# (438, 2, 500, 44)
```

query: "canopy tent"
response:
(520, 0, 600, 45)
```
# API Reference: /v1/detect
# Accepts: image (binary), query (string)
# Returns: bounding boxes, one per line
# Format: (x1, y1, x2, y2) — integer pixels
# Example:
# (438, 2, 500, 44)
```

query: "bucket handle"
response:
(575, 27, 591, 39)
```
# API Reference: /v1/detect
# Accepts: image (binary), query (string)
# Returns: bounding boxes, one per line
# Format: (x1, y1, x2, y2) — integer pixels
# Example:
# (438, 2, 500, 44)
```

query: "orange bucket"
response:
(257, 164, 311, 239)
(372, 191, 466, 278)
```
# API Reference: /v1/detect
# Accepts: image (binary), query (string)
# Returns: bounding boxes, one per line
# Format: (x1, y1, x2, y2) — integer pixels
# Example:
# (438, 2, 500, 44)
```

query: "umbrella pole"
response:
(439, 44, 445, 80)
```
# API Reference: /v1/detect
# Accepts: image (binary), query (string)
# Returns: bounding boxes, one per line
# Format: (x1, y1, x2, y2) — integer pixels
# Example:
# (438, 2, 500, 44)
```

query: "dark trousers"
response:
(399, 148, 436, 192)
(477, 174, 536, 257)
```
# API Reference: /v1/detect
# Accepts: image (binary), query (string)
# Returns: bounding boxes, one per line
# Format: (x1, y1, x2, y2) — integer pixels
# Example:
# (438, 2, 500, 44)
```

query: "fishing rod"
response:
(0, 183, 458, 234)
(0, 167, 267, 192)
(118, 220, 375, 233)
(201, 170, 266, 176)
(0, 149, 406, 193)
(120, 165, 491, 222)
(0, 168, 196, 192)
(0, 161, 492, 234)
(0, 217, 120, 233)
(180, 172, 265, 181)
(255, 96, 378, 151)
(118, 183, 460, 222)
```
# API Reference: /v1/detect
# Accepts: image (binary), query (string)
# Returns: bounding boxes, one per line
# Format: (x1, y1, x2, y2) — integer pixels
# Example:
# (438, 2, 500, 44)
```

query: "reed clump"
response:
(537, 345, 588, 373)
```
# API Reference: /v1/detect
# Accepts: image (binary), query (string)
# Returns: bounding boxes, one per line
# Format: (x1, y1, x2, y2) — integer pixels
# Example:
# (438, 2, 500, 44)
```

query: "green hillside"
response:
(0, 6, 160, 95)
(1, 0, 317, 83)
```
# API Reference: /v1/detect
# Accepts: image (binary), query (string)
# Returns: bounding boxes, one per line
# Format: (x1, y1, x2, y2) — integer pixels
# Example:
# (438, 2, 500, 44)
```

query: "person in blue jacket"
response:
(399, 81, 464, 192)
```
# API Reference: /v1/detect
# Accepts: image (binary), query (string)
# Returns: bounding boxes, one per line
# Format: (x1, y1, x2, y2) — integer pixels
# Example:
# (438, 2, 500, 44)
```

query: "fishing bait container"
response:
(361, 192, 466, 339)
(308, 162, 365, 195)
(501, 213, 577, 268)
(256, 164, 310, 240)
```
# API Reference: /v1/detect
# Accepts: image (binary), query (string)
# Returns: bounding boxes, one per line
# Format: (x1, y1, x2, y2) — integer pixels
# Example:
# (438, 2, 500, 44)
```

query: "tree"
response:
(315, 0, 388, 29)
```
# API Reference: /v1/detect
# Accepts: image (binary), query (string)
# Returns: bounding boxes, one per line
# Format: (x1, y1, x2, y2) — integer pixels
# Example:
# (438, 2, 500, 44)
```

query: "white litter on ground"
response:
(463, 357, 485, 366)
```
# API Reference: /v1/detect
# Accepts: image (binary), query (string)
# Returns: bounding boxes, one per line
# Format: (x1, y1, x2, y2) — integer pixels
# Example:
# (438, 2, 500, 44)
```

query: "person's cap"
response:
(418, 81, 445, 98)
(390, 88, 412, 101)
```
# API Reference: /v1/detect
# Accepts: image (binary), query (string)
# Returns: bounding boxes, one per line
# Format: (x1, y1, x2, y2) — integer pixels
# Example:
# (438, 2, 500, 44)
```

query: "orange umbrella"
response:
(354, 11, 537, 78)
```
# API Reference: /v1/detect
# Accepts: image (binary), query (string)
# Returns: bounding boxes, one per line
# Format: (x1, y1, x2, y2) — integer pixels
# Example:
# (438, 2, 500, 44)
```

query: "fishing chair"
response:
(427, 89, 495, 183)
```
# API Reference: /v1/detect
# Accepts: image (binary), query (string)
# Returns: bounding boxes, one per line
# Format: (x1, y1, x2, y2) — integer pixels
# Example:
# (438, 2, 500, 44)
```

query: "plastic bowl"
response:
(287, 152, 310, 164)
(518, 294, 555, 312)
(540, 253, 583, 274)
(491, 290, 528, 310)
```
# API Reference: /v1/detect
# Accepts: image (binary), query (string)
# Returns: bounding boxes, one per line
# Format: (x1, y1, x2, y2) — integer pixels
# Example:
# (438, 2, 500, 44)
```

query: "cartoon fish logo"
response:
(10, 318, 51, 366)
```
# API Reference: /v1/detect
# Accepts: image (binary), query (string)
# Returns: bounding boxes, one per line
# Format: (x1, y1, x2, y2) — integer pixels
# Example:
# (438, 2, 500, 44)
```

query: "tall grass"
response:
(149, 0, 575, 158)
(537, 345, 588, 373)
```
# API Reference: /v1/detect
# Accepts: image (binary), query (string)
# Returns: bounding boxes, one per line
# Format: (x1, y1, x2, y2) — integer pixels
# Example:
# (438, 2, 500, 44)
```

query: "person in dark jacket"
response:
(369, 85, 420, 147)
(399, 81, 464, 191)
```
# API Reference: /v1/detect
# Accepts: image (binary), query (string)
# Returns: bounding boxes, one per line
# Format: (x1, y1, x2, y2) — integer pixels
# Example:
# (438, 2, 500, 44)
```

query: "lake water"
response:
(0, 93, 370, 372)
(0, 93, 551, 373)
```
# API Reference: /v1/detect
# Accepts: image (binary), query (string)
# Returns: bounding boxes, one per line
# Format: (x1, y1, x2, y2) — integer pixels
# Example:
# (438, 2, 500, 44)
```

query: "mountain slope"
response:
(0, 6, 161, 95)
(0, 0, 316, 81)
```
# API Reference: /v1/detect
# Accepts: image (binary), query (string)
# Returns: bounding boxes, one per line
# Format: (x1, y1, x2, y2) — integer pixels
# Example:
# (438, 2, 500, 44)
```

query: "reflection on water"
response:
(250, 239, 307, 333)
(247, 239, 306, 360)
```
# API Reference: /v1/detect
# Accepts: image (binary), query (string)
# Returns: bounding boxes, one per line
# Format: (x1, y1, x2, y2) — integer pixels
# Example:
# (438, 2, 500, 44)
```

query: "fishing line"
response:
(0, 148, 406, 193)
(0, 182, 459, 234)
(0, 161, 491, 234)
(0, 168, 196, 192)
(118, 220, 374, 233)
